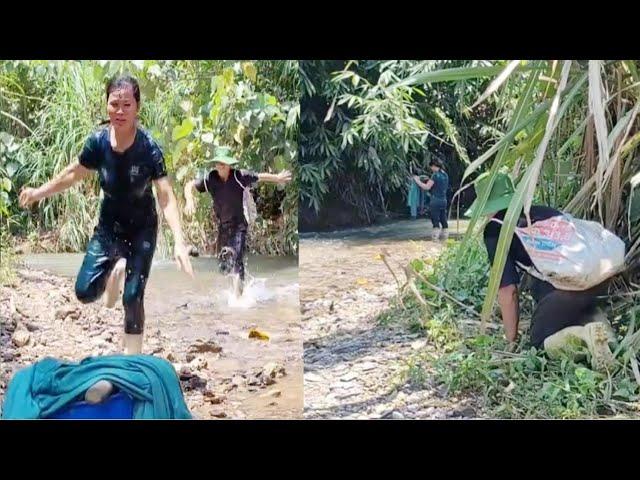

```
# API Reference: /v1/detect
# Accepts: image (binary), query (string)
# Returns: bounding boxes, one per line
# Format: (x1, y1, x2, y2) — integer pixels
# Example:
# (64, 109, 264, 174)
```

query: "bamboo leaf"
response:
(471, 60, 522, 109)
(433, 107, 470, 165)
(480, 62, 572, 331)
(588, 60, 610, 222)
(455, 64, 545, 261)
(395, 64, 541, 88)
(523, 60, 573, 221)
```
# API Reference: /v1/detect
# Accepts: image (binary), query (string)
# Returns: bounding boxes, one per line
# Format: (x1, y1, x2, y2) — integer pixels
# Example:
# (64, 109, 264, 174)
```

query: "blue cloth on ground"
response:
(49, 391, 135, 419)
(1, 355, 191, 420)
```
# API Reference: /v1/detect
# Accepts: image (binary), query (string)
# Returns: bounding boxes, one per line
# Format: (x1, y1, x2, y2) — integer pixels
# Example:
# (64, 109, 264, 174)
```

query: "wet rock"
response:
(189, 356, 208, 371)
(391, 411, 404, 420)
(411, 339, 428, 350)
(262, 362, 286, 379)
(457, 407, 476, 418)
(2, 352, 15, 362)
(166, 352, 177, 362)
(232, 375, 246, 388)
(260, 389, 282, 398)
(210, 409, 227, 418)
(304, 372, 324, 383)
(185, 353, 196, 363)
(340, 371, 359, 382)
(182, 375, 207, 392)
(203, 391, 225, 404)
(12, 329, 30, 347)
(247, 376, 260, 387)
(375, 405, 394, 417)
(423, 407, 436, 417)
(188, 340, 222, 354)
(394, 391, 407, 404)
(435, 385, 448, 397)
(333, 386, 363, 400)
(23, 322, 40, 332)
(223, 383, 238, 394)
(178, 366, 194, 380)
(55, 306, 78, 321)
(359, 361, 378, 371)
(259, 374, 276, 386)
(99, 331, 114, 343)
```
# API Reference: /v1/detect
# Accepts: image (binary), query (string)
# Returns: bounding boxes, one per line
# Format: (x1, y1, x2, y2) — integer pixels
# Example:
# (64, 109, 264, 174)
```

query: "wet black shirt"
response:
(194, 168, 259, 227)
(483, 205, 561, 302)
(79, 127, 167, 232)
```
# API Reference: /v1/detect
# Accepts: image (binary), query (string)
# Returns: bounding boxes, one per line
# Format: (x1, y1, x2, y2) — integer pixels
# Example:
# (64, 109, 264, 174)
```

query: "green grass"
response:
(383, 239, 640, 419)
(0, 226, 16, 285)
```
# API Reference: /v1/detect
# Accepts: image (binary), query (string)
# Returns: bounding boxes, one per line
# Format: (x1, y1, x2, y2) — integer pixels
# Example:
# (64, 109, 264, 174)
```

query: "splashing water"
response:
(223, 275, 276, 309)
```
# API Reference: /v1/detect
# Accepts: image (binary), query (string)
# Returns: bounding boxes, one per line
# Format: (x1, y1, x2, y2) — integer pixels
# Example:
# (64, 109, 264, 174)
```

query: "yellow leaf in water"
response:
(248, 329, 270, 341)
(374, 254, 383, 260)
(356, 278, 369, 285)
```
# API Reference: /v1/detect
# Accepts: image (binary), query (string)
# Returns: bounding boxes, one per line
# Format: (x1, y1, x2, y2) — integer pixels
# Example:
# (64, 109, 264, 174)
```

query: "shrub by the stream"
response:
(0, 227, 16, 286)
(389, 239, 640, 419)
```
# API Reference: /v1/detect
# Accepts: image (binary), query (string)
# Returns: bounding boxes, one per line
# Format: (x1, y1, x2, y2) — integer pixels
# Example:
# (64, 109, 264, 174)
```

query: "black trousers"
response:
(74, 224, 156, 335)
(529, 279, 610, 348)
(217, 222, 248, 281)
(430, 204, 448, 229)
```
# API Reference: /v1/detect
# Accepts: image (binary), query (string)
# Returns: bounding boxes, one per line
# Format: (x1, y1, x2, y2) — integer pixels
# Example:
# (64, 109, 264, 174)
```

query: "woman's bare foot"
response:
(104, 258, 126, 308)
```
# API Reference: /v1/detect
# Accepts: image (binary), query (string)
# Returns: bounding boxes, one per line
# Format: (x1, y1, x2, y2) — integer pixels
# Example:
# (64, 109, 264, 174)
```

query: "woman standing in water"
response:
(413, 158, 450, 241)
(19, 75, 194, 355)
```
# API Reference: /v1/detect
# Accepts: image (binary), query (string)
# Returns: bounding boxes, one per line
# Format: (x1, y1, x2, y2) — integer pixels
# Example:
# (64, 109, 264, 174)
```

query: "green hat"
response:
(208, 146, 239, 166)
(464, 172, 515, 217)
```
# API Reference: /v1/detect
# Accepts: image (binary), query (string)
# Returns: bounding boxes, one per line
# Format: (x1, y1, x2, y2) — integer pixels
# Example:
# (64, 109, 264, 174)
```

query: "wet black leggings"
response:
(74, 226, 157, 334)
(529, 280, 610, 348)
(217, 223, 247, 281)
(430, 204, 448, 229)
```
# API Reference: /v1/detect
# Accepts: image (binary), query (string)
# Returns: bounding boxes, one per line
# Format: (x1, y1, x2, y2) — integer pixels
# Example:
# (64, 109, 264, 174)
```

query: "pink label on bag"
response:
(518, 217, 574, 243)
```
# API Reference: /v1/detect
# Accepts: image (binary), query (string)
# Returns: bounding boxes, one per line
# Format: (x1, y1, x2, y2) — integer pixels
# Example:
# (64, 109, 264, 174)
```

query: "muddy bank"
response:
(301, 220, 477, 419)
(0, 262, 302, 419)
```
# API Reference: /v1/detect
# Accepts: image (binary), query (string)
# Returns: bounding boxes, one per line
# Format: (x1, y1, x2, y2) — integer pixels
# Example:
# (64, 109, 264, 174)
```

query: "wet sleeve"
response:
(149, 143, 167, 180)
(484, 232, 521, 288)
(78, 134, 100, 170)
(239, 169, 259, 187)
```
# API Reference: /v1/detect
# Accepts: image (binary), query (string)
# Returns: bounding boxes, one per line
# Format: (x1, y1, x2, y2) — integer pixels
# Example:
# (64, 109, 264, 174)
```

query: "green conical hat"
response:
(464, 172, 515, 217)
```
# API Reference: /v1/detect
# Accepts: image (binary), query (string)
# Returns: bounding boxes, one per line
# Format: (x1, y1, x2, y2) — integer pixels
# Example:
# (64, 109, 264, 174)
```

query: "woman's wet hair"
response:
(99, 75, 140, 125)
(106, 75, 140, 104)
(430, 158, 445, 169)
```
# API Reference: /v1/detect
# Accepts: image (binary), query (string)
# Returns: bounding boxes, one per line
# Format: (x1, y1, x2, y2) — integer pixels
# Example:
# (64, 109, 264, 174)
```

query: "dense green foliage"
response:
(299, 60, 501, 229)
(0, 60, 298, 256)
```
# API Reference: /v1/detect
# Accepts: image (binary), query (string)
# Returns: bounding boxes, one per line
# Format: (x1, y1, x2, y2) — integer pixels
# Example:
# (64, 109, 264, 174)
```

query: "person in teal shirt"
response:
(413, 159, 449, 241)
